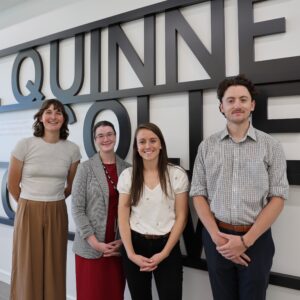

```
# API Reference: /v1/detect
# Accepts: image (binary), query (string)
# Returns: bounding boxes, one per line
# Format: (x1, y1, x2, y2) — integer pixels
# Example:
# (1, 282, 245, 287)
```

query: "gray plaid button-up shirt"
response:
(190, 124, 289, 225)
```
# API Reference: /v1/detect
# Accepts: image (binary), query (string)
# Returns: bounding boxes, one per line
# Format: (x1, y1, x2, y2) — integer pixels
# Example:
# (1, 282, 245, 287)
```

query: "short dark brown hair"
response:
(93, 120, 116, 139)
(33, 99, 69, 139)
(217, 74, 257, 102)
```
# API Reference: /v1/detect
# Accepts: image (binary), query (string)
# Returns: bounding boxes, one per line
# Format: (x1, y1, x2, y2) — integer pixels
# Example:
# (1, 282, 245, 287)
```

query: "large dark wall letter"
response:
(90, 29, 101, 94)
(253, 82, 300, 185)
(64, 104, 77, 125)
(165, 0, 225, 87)
(183, 90, 204, 267)
(83, 100, 131, 159)
(253, 82, 300, 134)
(50, 34, 84, 102)
(108, 15, 155, 91)
(238, 0, 300, 84)
(12, 49, 45, 103)
(188, 90, 203, 169)
(137, 95, 150, 124)
(1, 169, 14, 225)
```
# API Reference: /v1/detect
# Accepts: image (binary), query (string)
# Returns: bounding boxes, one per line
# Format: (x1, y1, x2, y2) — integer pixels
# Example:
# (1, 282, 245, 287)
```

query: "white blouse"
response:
(117, 165, 189, 235)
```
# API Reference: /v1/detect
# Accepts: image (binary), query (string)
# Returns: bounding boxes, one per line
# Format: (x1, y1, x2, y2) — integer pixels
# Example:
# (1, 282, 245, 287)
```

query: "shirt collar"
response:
(220, 123, 257, 142)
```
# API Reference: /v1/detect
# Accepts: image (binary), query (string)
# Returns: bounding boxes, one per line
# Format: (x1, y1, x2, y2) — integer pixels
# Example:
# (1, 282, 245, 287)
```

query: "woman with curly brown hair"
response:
(8, 99, 81, 300)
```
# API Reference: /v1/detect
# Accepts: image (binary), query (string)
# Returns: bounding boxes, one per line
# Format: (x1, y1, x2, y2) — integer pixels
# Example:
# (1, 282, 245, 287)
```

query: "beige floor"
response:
(0, 281, 9, 300)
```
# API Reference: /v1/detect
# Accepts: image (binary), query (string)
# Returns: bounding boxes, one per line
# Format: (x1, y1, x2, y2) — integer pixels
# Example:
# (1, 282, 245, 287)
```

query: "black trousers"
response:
(121, 231, 183, 300)
(203, 227, 275, 300)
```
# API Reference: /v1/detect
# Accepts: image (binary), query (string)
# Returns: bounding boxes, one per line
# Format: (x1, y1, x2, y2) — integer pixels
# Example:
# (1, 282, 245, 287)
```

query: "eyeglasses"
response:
(95, 132, 115, 140)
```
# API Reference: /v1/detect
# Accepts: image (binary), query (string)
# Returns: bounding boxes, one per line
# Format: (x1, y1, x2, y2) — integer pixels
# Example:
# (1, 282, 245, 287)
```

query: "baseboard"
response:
(0, 269, 10, 284)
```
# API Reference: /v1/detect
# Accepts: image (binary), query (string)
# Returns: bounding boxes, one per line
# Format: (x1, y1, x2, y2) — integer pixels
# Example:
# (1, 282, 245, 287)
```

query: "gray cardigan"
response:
(71, 153, 130, 259)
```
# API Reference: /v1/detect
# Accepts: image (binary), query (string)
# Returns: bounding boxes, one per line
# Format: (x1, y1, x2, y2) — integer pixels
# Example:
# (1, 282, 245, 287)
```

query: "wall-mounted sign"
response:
(0, 0, 299, 291)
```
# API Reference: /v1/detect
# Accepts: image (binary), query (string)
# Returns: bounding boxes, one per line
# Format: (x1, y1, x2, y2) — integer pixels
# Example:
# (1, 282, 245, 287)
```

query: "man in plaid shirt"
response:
(190, 74, 289, 300)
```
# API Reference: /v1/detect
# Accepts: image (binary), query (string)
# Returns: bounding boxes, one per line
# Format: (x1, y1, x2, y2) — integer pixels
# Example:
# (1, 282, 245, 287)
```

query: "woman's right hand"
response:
(87, 235, 114, 255)
(7, 156, 23, 202)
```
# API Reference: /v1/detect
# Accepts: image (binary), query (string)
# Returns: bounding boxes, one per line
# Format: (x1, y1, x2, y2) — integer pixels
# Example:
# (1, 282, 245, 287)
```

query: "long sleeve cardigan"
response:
(72, 153, 130, 259)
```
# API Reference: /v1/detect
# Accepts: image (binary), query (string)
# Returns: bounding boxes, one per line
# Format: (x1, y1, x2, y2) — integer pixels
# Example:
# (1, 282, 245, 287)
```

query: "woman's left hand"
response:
(103, 239, 123, 257)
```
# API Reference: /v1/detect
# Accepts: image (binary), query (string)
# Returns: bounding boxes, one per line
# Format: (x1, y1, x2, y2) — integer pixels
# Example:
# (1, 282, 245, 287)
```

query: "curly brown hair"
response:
(33, 99, 69, 139)
(217, 74, 257, 102)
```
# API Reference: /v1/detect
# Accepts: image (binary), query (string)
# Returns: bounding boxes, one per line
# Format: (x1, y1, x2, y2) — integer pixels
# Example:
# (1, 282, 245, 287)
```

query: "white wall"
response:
(0, 0, 300, 299)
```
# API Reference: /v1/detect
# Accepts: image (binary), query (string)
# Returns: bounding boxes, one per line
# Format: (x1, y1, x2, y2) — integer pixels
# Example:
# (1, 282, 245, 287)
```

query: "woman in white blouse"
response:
(118, 122, 189, 300)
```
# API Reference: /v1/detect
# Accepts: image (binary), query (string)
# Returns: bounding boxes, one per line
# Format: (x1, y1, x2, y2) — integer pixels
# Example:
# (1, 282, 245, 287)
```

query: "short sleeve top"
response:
(12, 136, 81, 201)
(117, 164, 189, 235)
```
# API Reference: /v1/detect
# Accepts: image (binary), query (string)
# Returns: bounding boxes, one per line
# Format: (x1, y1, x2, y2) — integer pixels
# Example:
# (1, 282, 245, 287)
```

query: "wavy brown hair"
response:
(217, 74, 257, 102)
(33, 99, 69, 139)
(131, 123, 170, 206)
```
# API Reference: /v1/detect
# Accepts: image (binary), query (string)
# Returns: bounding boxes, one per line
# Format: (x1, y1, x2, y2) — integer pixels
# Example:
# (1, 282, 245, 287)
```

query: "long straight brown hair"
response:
(130, 123, 170, 206)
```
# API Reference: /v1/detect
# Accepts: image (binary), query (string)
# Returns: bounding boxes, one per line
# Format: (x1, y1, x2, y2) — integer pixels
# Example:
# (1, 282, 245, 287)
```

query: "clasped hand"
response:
(214, 232, 251, 266)
(129, 252, 166, 272)
(97, 240, 122, 257)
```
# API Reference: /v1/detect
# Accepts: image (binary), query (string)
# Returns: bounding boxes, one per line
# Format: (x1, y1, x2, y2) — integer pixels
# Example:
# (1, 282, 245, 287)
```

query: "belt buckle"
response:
(144, 234, 156, 239)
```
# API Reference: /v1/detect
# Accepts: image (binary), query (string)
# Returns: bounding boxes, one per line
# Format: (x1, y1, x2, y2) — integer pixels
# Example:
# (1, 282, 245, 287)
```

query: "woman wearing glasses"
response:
(72, 120, 130, 300)
(118, 122, 189, 300)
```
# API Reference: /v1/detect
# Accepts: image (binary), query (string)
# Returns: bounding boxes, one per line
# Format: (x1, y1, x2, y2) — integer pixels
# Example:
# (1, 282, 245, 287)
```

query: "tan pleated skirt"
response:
(10, 198, 68, 300)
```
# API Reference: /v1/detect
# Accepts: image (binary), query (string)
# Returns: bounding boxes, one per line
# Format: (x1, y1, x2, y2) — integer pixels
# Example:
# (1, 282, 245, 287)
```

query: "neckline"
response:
(39, 137, 62, 145)
(144, 184, 160, 191)
(99, 152, 116, 164)
(103, 162, 116, 166)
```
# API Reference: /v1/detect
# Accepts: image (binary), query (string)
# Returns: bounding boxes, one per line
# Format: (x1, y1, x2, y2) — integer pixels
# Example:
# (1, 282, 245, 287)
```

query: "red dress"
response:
(75, 163, 125, 300)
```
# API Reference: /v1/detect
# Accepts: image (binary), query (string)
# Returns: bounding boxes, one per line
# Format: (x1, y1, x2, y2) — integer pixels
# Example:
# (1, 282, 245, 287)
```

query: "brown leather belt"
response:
(216, 219, 252, 233)
(132, 230, 170, 240)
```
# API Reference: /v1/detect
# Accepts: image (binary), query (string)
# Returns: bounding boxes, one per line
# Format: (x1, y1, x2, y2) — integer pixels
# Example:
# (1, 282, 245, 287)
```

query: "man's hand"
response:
(214, 231, 251, 266)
